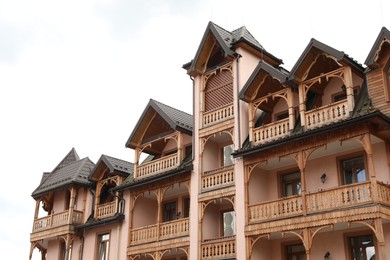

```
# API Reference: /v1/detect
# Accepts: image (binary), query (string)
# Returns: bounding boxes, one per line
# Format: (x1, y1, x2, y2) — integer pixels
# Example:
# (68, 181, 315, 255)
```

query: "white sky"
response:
(0, 0, 388, 259)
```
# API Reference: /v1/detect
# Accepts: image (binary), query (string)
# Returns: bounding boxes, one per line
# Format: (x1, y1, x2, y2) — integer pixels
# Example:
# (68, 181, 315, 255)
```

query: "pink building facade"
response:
(30, 23, 390, 260)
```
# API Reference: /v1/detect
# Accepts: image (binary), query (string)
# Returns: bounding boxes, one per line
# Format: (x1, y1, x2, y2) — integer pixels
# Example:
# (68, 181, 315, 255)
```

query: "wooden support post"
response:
(298, 83, 306, 130)
(287, 87, 295, 132)
(34, 200, 40, 219)
(68, 187, 76, 224)
(374, 218, 387, 260)
(343, 66, 355, 115)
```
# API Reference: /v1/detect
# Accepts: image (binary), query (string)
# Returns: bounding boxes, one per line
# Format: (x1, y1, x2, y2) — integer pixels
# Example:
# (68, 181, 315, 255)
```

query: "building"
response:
(30, 22, 390, 260)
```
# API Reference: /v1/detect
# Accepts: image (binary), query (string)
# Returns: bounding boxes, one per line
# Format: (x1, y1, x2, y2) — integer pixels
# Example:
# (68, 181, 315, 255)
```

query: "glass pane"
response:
(223, 211, 235, 236)
(223, 144, 234, 166)
(342, 156, 365, 184)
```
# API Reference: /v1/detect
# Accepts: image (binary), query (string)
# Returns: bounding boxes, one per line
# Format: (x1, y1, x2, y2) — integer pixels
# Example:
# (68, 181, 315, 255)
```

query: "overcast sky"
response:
(0, 0, 388, 259)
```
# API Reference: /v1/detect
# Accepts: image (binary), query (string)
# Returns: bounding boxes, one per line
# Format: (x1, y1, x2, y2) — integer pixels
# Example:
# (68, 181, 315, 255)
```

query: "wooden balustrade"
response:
(96, 201, 117, 219)
(130, 218, 189, 245)
(305, 99, 349, 129)
(202, 104, 234, 127)
(160, 218, 189, 239)
(201, 236, 236, 259)
(377, 182, 390, 207)
(202, 166, 234, 191)
(248, 181, 390, 224)
(136, 153, 178, 179)
(249, 195, 303, 222)
(32, 210, 83, 232)
(253, 118, 290, 145)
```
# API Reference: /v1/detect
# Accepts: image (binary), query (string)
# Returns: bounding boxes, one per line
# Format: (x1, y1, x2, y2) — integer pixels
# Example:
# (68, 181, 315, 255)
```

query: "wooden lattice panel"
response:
(205, 69, 233, 112)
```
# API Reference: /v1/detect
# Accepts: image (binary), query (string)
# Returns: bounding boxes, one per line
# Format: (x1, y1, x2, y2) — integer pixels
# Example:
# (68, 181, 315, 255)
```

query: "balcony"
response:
(253, 118, 290, 145)
(202, 104, 234, 128)
(135, 153, 178, 179)
(96, 201, 117, 219)
(32, 210, 83, 233)
(248, 181, 390, 224)
(202, 165, 234, 191)
(201, 236, 236, 259)
(305, 99, 349, 130)
(130, 218, 189, 245)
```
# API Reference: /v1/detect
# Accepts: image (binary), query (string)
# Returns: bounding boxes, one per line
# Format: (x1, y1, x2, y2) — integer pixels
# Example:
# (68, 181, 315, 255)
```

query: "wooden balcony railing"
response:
(249, 195, 303, 222)
(136, 153, 178, 179)
(248, 181, 390, 223)
(96, 201, 117, 219)
(130, 218, 189, 245)
(305, 99, 349, 130)
(202, 104, 234, 128)
(202, 165, 234, 191)
(32, 210, 83, 232)
(201, 236, 236, 259)
(253, 118, 290, 145)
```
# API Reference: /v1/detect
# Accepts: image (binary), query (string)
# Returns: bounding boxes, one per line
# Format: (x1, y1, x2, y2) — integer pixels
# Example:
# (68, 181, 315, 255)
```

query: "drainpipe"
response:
(115, 224, 120, 260)
(190, 75, 195, 161)
(235, 54, 242, 149)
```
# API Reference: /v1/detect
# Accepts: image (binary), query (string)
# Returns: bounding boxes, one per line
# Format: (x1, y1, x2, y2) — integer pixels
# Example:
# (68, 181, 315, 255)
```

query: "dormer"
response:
(125, 99, 193, 180)
(365, 26, 390, 116)
(240, 60, 294, 145)
(289, 39, 365, 130)
(184, 22, 283, 130)
(89, 155, 133, 219)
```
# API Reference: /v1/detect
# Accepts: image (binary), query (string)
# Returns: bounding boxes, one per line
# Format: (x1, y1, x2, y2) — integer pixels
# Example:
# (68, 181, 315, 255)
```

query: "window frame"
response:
(337, 152, 368, 186)
(344, 231, 377, 260)
(332, 86, 360, 103)
(279, 169, 301, 198)
(281, 241, 306, 260)
(162, 199, 178, 222)
(221, 143, 234, 167)
(220, 209, 236, 237)
(95, 232, 110, 260)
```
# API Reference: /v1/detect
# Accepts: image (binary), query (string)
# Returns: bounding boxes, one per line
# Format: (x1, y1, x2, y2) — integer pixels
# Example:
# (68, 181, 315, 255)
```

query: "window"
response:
(275, 110, 289, 121)
(97, 233, 110, 260)
(285, 244, 306, 260)
(281, 171, 301, 197)
(183, 198, 190, 218)
(163, 201, 177, 222)
(222, 144, 234, 167)
(221, 210, 235, 237)
(341, 155, 366, 185)
(332, 87, 359, 102)
(348, 234, 375, 260)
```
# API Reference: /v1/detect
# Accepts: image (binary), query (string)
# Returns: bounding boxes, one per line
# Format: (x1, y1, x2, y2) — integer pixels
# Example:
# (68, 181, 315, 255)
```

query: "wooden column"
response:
(177, 132, 183, 163)
(68, 187, 76, 224)
(34, 200, 40, 219)
(298, 83, 306, 130)
(248, 103, 254, 142)
(343, 66, 355, 115)
(303, 228, 311, 260)
(287, 87, 295, 132)
(134, 147, 140, 179)
(156, 189, 163, 241)
(296, 151, 308, 216)
(64, 234, 71, 260)
(374, 218, 387, 260)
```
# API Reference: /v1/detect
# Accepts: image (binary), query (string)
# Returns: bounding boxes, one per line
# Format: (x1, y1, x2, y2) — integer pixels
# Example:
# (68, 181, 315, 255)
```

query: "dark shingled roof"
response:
(89, 154, 133, 181)
(185, 21, 282, 73)
(125, 99, 193, 148)
(32, 156, 94, 197)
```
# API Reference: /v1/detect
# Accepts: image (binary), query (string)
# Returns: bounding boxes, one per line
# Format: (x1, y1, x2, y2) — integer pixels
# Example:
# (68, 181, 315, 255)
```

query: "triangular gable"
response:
(288, 38, 363, 82)
(89, 154, 133, 181)
(365, 26, 390, 68)
(188, 21, 236, 76)
(125, 99, 193, 150)
(240, 60, 288, 102)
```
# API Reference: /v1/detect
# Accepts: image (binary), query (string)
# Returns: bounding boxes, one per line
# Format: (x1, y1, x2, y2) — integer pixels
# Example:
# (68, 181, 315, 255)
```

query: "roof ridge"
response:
(102, 154, 132, 164)
(151, 99, 193, 116)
